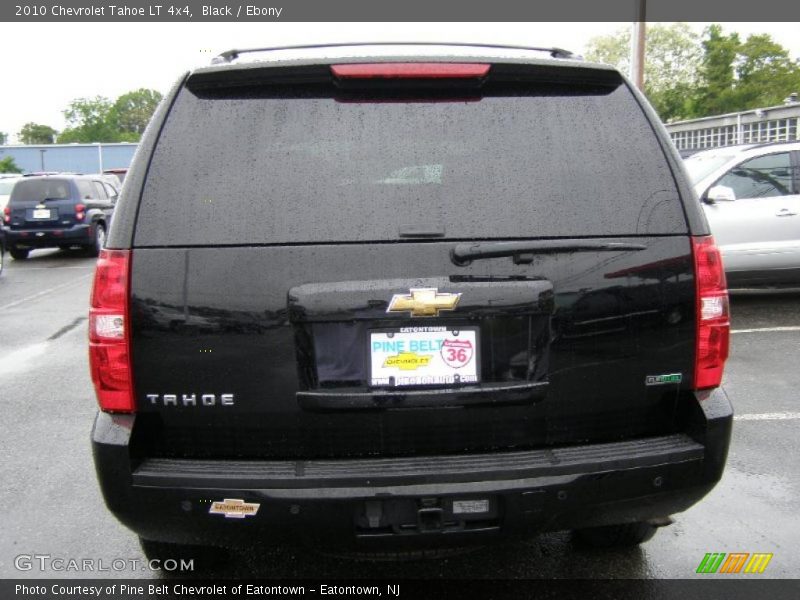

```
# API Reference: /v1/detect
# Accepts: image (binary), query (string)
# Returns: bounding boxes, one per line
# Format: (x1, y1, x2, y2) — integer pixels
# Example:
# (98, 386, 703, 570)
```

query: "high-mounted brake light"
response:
(89, 249, 134, 412)
(692, 236, 729, 390)
(331, 63, 490, 79)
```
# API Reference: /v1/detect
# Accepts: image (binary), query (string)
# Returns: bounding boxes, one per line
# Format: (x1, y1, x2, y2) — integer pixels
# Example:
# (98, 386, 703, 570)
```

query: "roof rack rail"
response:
(22, 171, 83, 177)
(211, 42, 579, 65)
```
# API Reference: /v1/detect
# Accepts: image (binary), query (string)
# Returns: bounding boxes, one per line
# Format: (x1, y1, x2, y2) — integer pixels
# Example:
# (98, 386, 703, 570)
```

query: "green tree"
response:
(58, 97, 120, 143)
(18, 122, 58, 144)
(0, 156, 22, 173)
(693, 24, 741, 116)
(693, 27, 800, 116)
(57, 89, 163, 143)
(645, 24, 704, 120)
(585, 23, 702, 121)
(585, 27, 630, 74)
(734, 34, 800, 109)
(587, 24, 800, 120)
(111, 88, 162, 141)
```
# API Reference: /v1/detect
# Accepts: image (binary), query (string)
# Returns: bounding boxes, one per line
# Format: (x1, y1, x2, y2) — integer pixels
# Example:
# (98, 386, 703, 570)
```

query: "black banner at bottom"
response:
(3, 579, 800, 600)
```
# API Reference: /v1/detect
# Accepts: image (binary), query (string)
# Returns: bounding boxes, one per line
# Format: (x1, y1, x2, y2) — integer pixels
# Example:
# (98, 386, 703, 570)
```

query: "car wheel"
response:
(9, 247, 30, 260)
(572, 522, 658, 548)
(139, 537, 230, 571)
(89, 223, 106, 257)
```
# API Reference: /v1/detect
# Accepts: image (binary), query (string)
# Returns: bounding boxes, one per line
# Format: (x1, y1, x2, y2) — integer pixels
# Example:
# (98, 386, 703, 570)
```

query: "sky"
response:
(2, 21, 800, 143)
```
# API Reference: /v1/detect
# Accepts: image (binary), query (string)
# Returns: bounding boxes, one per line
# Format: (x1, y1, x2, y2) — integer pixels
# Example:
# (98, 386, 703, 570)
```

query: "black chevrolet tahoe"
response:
(89, 43, 732, 561)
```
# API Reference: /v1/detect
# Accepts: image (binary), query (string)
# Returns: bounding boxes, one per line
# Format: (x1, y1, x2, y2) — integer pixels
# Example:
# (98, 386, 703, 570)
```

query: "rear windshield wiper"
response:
(451, 240, 647, 266)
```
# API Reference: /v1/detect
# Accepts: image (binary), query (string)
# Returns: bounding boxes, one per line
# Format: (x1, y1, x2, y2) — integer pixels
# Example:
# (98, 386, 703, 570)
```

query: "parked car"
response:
(90, 43, 732, 563)
(2, 174, 117, 259)
(103, 168, 128, 186)
(22, 171, 72, 177)
(0, 175, 11, 275)
(95, 173, 125, 191)
(684, 142, 800, 286)
(0, 176, 22, 211)
(0, 176, 14, 276)
(0, 225, 5, 277)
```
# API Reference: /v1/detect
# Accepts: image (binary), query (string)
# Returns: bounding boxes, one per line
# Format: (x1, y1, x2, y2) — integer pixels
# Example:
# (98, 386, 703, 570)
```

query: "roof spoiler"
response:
(211, 42, 581, 65)
(188, 61, 621, 92)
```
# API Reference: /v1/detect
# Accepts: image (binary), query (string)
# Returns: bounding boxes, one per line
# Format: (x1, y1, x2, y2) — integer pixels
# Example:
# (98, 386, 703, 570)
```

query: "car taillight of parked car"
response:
(692, 236, 730, 390)
(75, 203, 86, 221)
(3, 207, 9, 223)
(89, 249, 135, 412)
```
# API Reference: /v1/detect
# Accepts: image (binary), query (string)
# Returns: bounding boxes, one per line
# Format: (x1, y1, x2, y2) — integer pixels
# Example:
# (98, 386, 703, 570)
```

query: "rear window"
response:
(10, 179, 72, 204)
(135, 74, 686, 246)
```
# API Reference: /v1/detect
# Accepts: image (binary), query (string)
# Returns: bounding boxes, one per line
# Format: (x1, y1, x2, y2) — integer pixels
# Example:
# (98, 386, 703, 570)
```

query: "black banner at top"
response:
(2, 0, 800, 22)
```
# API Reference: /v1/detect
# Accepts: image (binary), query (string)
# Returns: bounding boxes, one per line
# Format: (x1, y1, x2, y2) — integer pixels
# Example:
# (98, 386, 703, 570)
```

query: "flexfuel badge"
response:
(645, 373, 683, 386)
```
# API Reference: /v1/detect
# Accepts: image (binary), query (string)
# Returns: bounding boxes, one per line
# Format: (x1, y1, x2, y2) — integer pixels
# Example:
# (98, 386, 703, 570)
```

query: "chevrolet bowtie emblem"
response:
(387, 288, 461, 317)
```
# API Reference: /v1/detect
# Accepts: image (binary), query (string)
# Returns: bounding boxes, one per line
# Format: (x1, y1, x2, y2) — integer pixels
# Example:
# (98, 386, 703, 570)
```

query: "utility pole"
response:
(630, 0, 646, 90)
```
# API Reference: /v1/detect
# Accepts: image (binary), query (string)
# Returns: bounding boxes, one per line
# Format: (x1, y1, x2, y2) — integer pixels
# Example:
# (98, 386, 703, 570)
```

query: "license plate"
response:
(32, 209, 51, 219)
(369, 326, 480, 387)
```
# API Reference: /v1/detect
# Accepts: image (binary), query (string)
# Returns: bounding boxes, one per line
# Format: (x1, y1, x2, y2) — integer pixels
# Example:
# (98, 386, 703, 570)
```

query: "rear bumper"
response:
(92, 388, 732, 549)
(2, 223, 92, 248)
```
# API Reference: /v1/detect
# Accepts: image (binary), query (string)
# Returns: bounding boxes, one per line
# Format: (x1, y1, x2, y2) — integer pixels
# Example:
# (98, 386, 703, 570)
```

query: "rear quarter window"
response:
(135, 72, 686, 246)
(77, 181, 95, 199)
(92, 181, 109, 200)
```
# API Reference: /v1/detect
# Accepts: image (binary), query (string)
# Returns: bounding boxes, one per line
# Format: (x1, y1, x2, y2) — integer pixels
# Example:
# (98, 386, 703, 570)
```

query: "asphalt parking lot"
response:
(0, 249, 798, 582)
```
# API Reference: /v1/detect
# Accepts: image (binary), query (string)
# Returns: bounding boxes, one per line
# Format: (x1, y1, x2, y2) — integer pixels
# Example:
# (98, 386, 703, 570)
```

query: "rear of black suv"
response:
(90, 47, 732, 557)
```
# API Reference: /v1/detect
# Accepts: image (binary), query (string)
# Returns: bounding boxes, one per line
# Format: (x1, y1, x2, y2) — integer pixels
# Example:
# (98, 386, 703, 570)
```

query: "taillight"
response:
(692, 236, 729, 389)
(331, 63, 490, 79)
(89, 249, 134, 412)
(75, 203, 85, 221)
(3, 206, 9, 223)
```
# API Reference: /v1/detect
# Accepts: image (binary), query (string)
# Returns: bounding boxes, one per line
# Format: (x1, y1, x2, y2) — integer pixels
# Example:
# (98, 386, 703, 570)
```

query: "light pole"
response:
(630, 0, 646, 91)
(39, 148, 46, 171)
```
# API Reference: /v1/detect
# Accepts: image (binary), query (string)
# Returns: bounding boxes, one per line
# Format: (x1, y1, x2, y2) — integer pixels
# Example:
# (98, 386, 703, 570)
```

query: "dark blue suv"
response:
(2, 175, 117, 259)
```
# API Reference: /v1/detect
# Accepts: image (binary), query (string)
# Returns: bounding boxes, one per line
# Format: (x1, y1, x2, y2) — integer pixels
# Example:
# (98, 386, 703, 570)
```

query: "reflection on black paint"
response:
(129, 238, 695, 459)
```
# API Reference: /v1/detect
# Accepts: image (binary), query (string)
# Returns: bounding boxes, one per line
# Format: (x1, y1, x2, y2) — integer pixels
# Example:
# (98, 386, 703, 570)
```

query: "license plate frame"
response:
(368, 326, 480, 388)
(31, 208, 52, 219)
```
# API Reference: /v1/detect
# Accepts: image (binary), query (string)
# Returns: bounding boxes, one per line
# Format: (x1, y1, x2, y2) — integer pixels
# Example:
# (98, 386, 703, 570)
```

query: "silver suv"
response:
(684, 142, 800, 286)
